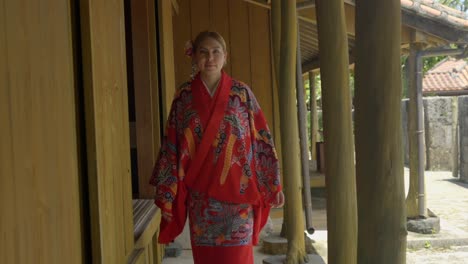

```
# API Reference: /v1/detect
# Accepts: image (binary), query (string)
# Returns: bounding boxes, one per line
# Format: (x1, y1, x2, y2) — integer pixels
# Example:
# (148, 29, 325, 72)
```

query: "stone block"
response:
(424, 97, 454, 171)
(407, 209, 440, 234)
(262, 233, 316, 255)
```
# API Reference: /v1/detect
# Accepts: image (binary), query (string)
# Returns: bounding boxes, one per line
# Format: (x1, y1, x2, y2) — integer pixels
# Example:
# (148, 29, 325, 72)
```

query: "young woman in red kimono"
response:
(149, 31, 284, 264)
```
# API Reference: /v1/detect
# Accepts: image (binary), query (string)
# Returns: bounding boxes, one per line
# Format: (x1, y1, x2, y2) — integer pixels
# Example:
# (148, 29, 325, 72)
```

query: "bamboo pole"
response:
(315, 0, 357, 263)
(355, 0, 407, 263)
(406, 45, 420, 218)
(296, 31, 314, 235)
(309, 72, 318, 168)
(279, 0, 307, 263)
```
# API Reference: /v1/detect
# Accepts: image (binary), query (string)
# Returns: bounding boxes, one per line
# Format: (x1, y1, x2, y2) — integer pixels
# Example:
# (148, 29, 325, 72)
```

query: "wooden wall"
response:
(0, 0, 83, 263)
(172, 0, 275, 128)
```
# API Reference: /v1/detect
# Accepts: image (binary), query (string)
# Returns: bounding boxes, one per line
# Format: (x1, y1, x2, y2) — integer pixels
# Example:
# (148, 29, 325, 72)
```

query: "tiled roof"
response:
(423, 58, 468, 94)
(401, 0, 468, 28)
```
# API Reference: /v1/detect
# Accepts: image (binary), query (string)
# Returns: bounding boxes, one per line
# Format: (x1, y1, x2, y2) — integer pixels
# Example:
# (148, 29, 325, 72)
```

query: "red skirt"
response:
(188, 190, 254, 264)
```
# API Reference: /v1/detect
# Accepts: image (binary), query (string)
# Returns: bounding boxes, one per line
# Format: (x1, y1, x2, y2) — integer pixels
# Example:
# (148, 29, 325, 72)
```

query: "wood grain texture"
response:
(158, 0, 177, 117)
(1, 0, 83, 263)
(172, 0, 192, 88)
(249, 4, 274, 126)
(228, 0, 252, 86)
(80, 0, 134, 262)
(355, 0, 407, 263)
(210, 0, 232, 75)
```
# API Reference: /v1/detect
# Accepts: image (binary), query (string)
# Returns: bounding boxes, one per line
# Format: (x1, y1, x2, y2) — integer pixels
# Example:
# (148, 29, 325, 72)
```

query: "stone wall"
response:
(402, 96, 458, 172)
(423, 97, 456, 171)
(458, 96, 468, 183)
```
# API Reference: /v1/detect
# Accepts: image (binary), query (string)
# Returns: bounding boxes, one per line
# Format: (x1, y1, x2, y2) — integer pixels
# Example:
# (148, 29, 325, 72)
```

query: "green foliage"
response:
(423, 56, 446, 73)
(437, 0, 468, 12)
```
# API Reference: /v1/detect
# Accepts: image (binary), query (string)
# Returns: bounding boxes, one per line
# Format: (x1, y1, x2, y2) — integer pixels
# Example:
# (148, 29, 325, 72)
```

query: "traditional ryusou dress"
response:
(149, 71, 281, 264)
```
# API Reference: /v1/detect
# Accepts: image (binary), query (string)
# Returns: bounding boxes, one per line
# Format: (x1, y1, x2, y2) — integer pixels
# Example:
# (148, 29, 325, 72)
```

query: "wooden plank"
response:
(172, 0, 192, 88)
(2, 0, 84, 263)
(210, 0, 232, 75)
(80, 0, 134, 262)
(228, 0, 251, 85)
(190, 0, 210, 36)
(0, 2, 16, 262)
(248, 4, 274, 126)
(158, 0, 177, 118)
(130, 0, 160, 199)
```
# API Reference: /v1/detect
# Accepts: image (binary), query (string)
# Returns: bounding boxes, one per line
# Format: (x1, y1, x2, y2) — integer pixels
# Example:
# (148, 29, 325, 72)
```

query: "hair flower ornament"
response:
(184, 40, 193, 57)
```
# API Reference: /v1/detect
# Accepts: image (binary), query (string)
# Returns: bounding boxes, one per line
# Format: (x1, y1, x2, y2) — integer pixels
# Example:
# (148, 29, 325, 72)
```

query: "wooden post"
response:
(355, 0, 407, 263)
(309, 72, 318, 168)
(271, 0, 288, 238)
(315, 0, 357, 263)
(279, 0, 307, 263)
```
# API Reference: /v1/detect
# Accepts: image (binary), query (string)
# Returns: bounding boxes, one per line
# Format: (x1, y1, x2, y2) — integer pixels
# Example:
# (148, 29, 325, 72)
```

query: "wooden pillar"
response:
(130, 0, 162, 199)
(80, 0, 134, 262)
(309, 71, 318, 167)
(355, 0, 407, 263)
(271, 0, 288, 237)
(279, 0, 307, 263)
(315, 0, 357, 263)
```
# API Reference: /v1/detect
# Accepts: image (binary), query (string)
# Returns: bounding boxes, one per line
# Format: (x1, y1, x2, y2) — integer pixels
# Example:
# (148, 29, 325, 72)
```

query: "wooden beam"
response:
(302, 52, 355, 73)
(316, 0, 358, 263)
(402, 10, 468, 43)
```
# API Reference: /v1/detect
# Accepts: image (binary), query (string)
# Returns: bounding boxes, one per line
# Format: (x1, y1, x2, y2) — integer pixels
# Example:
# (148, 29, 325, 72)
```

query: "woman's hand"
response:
(270, 191, 285, 208)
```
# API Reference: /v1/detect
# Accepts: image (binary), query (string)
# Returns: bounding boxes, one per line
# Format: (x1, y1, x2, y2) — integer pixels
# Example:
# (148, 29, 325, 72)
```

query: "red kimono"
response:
(149, 72, 281, 264)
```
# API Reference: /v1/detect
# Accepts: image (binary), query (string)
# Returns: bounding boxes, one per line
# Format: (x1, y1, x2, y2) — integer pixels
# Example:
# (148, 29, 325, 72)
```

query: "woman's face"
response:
(193, 37, 227, 76)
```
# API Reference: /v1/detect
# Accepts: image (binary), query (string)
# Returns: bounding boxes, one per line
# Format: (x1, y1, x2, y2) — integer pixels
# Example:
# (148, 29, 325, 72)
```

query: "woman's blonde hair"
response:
(192, 31, 227, 53)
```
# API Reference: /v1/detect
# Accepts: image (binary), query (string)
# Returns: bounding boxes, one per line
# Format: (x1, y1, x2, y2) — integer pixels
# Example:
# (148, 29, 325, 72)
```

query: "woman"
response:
(149, 31, 284, 264)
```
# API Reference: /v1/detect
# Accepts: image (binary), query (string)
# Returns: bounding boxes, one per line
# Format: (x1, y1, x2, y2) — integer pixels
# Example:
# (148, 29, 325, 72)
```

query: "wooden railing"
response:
(128, 200, 164, 264)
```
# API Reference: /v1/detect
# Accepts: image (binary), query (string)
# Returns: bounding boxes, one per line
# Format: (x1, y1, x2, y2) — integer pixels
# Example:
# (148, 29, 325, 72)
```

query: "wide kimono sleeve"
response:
(247, 89, 282, 205)
(149, 95, 188, 243)
(246, 87, 282, 245)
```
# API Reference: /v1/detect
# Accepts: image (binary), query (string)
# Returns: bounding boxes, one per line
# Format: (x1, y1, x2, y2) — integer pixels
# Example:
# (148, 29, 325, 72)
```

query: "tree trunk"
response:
(315, 1, 357, 263)
(355, 0, 407, 263)
(279, 0, 307, 263)
(270, 0, 288, 238)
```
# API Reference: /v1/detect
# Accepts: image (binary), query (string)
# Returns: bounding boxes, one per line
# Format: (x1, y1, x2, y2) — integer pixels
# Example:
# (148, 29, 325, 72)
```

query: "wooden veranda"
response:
(2, 0, 467, 264)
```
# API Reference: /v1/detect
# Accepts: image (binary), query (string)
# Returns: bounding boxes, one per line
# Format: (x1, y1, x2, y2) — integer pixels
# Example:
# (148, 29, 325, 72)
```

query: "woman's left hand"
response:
(271, 191, 285, 208)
